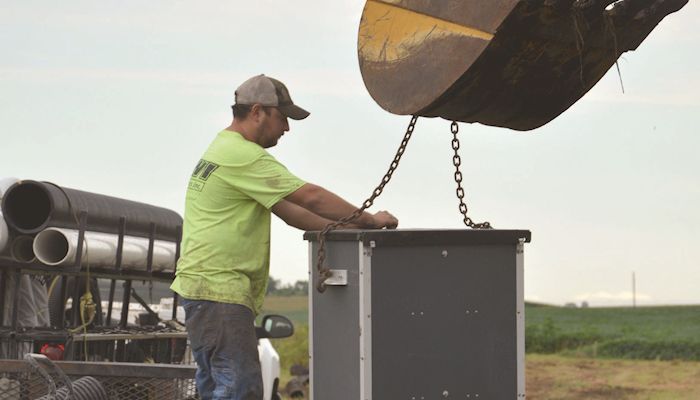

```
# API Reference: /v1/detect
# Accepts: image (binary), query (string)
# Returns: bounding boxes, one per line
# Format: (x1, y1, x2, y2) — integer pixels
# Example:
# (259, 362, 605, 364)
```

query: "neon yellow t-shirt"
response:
(170, 130, 305, 314)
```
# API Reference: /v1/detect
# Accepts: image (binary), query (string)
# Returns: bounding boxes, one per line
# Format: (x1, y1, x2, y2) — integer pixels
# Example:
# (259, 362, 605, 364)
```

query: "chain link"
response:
(450, 121, 492, 230)
(315, 116, 418, 293)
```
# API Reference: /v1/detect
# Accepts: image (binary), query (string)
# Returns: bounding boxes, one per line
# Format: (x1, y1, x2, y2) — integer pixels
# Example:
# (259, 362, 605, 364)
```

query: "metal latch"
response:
(324, 269, 348, 286)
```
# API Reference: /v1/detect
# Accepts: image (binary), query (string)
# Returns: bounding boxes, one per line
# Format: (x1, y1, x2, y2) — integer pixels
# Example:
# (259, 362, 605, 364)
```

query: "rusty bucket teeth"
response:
(358, 0, 688, 131)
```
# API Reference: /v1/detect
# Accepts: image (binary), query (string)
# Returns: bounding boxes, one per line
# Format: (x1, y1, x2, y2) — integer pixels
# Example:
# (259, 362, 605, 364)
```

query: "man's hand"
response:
(372, 211, 398, 229)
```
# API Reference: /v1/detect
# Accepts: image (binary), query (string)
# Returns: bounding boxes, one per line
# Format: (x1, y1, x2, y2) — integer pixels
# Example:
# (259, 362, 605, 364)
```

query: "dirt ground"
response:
(526, 354, 700, 400)
(281, 355, 700, 399)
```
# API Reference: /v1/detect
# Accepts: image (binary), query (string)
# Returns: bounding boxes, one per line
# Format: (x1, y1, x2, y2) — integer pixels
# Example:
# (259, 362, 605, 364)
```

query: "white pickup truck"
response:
(256, 314, 294, 400)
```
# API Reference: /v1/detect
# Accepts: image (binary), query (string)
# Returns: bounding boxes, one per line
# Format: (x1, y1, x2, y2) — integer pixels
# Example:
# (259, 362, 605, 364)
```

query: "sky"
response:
(1, 1, 698, 307)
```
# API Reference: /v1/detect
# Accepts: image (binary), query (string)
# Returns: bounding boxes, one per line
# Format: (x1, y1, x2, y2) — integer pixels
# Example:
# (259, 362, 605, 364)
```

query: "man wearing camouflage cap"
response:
(172, 74, 398, 399)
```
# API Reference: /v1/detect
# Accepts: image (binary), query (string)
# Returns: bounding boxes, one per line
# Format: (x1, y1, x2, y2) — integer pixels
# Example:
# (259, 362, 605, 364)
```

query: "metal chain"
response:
(450, 121, 492, 229)
(315, 116, 418, 293)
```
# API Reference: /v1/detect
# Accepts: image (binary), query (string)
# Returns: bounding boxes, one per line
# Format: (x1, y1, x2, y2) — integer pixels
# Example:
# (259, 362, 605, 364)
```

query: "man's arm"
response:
(272, 200, 334, 231)
(283, 183, 397, 229)
(272, 200, 371, 231)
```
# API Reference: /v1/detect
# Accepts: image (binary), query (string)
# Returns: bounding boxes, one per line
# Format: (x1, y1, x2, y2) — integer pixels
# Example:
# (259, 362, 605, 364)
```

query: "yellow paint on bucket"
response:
(359, 0, 495, 63)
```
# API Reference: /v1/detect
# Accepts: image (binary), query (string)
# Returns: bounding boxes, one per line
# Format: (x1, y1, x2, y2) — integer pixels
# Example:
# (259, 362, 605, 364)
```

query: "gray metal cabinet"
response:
(305, 229, 531, 400)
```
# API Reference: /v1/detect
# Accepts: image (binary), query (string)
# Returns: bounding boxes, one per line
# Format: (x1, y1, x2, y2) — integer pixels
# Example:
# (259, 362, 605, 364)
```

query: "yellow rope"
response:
(47, 276, 60, 299)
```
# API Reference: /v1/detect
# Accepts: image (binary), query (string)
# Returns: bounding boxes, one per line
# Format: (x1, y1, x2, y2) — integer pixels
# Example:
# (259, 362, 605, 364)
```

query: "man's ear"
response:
(250, 104, 264, 123)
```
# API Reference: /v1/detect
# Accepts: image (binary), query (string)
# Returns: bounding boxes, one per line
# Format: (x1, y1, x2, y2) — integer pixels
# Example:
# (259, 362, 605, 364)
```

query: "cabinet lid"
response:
(303, 229, 531, 246)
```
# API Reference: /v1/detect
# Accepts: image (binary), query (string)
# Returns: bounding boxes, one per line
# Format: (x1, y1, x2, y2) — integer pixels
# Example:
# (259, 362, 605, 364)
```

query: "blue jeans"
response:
(181, 298, 263, 400)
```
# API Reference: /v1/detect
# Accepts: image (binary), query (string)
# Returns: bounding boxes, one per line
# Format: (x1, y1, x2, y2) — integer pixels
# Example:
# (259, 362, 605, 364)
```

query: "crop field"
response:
(526, 304, 700, 360)
(526, 304, 700, 342)
(263, 296, 700, 398)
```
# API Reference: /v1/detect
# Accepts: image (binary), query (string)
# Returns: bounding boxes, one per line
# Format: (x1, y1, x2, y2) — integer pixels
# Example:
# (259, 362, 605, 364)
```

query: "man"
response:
(171, 74, 398, 400)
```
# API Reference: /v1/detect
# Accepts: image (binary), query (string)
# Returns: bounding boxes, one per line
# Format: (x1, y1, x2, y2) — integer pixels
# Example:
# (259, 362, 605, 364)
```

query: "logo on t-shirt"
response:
(192, 159, 220, 180)
(188, 159, 220, 192)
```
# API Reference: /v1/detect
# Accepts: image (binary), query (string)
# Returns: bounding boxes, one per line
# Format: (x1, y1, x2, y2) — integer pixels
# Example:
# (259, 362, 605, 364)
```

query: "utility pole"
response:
(632, 271, 636, 308)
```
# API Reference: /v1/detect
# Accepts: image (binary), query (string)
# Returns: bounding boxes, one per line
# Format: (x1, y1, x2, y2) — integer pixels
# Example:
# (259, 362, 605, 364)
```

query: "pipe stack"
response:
(0, 177, 21, 259)
(33, 228, 176, 271)
(0, 179, 182, 271)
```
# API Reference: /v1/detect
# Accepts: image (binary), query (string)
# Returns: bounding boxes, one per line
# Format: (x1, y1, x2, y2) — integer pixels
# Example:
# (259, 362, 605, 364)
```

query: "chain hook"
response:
(315, 116, 418, 292)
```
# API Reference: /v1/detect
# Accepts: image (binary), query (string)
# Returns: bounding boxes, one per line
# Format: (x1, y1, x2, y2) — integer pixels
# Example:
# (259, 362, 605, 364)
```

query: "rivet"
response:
(442, 390, 449, 397)
(441, 250, 448, 258)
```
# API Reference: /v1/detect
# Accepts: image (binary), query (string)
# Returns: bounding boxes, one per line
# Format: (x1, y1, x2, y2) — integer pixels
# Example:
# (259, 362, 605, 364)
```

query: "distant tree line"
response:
(267, 276, 308, 296)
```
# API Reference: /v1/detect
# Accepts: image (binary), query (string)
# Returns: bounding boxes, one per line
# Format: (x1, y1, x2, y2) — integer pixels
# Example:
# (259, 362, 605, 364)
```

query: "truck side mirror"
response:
(260, 315, 294, 339)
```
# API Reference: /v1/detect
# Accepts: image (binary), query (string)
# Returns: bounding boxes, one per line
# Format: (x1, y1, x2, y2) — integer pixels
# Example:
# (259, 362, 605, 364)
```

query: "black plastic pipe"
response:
(36, 376, 109, 400)
(10, 235, 35, 262)
(1, 180, 182, 242)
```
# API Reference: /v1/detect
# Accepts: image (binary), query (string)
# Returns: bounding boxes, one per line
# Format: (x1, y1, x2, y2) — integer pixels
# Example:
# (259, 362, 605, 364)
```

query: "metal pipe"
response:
(59, 275, 67, 328)
(71, 331, 188, 341)
(33, 228, 177, 271)
(11, 270, 21, 357)
(172, 224, 182, 321)
(106, 216, 126, 326)
(1, 180, 182, 241)
(70, 212, 88, 327)
(0, 269, 7, 325)
(119, 280, 132, 329)
(106, 279, 116, 326)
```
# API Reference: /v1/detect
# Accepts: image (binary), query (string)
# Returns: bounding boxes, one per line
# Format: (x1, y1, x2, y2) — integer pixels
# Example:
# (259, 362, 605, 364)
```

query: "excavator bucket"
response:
(358, 0, 688, 131)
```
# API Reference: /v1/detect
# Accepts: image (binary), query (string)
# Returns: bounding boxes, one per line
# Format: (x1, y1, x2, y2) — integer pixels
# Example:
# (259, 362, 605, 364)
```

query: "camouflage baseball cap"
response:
(234, 74, 310, 120)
